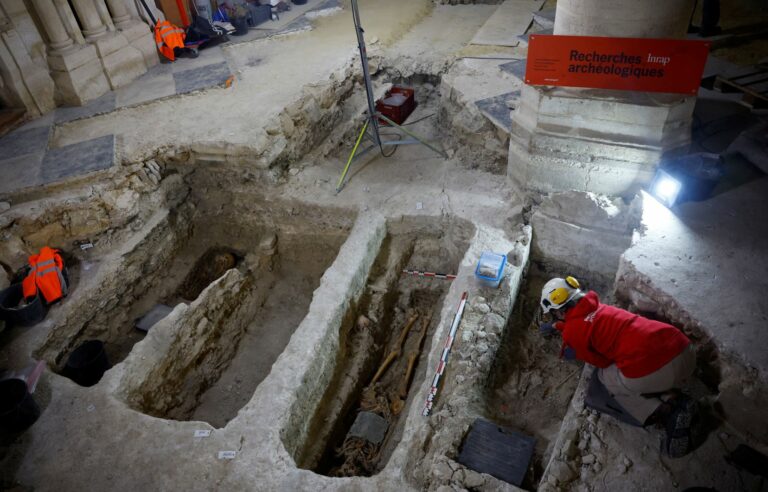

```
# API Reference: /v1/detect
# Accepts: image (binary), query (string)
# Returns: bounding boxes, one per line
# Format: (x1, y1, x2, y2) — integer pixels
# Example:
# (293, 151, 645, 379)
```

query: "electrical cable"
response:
(380, 134, 402, 157)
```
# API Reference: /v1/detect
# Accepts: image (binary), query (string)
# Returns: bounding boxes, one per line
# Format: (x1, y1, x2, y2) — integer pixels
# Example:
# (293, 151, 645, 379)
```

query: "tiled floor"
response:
(0, 0, 340, 196)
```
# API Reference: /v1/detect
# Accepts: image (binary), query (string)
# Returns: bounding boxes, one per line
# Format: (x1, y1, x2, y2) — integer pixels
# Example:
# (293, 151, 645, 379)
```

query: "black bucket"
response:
(0, 378, 40, 433)
(63, 340, 111, 387)
(0, 283, 48, 327)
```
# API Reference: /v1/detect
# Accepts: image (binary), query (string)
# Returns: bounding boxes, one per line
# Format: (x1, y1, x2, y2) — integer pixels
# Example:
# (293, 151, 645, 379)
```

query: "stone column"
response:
(507, 0, 698, 196)
(30, 0, 75, 54)
(553, 0, 692, 38)
(105, 0, 133, 28)
(70, 0, 108, 40)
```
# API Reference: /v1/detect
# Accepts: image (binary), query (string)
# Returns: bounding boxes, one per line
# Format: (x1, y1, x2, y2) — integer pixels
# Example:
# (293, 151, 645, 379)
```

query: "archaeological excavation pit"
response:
(483, 263, 609, 487)
(32, 183, 353, 427)
(290, 217, 474, 477)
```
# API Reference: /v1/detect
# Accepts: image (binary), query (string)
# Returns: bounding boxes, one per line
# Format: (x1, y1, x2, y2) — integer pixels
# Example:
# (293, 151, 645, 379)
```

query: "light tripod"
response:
(335, 0, 446, 193)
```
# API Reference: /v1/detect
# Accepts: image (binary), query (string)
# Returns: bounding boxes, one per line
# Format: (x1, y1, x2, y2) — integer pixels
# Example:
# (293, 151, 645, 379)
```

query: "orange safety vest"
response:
(22, 247, 68, 304)
(154, 20, 186, 62)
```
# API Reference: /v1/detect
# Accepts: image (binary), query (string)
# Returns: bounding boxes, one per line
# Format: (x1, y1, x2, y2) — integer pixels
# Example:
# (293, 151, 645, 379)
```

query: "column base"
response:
(120, 21, 159, 68)
(92, 32, 147, 89)
(48, 44, 111, 105)
(508, 138, 658, 197)
(507, 85, 695, 197)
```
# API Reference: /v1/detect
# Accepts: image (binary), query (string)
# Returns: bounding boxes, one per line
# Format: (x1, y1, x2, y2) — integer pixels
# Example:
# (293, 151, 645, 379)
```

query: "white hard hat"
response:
(540, 276, 581, 313)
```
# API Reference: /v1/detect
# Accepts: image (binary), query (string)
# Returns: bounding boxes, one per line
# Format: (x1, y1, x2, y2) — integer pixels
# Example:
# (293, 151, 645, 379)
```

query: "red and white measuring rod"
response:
(422, 291, 468, 417)
(402, 269, 457, 280)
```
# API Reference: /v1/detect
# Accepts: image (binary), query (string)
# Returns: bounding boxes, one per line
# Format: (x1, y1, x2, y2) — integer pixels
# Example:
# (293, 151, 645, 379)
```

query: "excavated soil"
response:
(486, 263, 615, 488)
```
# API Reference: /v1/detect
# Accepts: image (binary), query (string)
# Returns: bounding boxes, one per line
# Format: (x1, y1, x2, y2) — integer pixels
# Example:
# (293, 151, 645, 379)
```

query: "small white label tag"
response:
(416, 202, 423, 210)
(194, 430, 211, 438)
(79, 242, 94, 251)
(218, 451, 237, 460)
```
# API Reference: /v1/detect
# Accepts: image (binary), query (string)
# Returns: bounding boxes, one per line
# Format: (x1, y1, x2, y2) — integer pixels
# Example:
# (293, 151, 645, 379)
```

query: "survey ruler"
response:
(422, 291, 468, 416)
(401, 269, 457, 280)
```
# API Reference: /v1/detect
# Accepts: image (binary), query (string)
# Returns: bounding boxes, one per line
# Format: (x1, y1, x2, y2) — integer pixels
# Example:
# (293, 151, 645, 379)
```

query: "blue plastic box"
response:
(474, 251, 507, 288)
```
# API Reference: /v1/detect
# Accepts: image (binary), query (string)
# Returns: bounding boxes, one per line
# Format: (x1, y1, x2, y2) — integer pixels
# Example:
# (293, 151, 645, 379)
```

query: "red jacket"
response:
(555, 291, 690, 378)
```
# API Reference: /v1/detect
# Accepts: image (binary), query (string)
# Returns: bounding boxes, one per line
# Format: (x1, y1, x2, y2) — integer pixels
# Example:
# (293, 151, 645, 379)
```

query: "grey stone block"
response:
(475, 91, 520, 132)
(347, 411, 388, 445)
(0, 125, 51, 160)
(55, 91, 117, 124)
(40, 134, 115, 185)
(0, 152, 45, 194)
(498, 59, 527, 81)
(173, 61, 231, 95)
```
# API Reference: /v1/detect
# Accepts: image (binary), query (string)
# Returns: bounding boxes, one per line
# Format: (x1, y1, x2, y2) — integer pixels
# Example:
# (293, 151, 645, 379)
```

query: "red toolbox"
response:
(376, 85, 416, 125)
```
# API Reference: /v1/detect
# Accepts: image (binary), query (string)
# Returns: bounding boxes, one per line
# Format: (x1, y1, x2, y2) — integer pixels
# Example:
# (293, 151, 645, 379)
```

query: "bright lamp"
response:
(650, 169, 682, 208)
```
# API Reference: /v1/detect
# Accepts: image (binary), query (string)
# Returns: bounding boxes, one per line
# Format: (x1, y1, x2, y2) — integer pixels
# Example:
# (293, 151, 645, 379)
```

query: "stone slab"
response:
(39, 134, 115, 185)
(55, 91, 117, 124)
(471, 0, 544, 47)
(498, 59, 527, 81)
(475, 91, 519, 133)
(531, 8, 555, 29)
(115, 69, 175, 108)
(620, 183, 768, 377)
(0, 125, 51, 160)
(0, 152, 45, 194)
(347, 411, 388, 445)
(173, 61, 231, 95)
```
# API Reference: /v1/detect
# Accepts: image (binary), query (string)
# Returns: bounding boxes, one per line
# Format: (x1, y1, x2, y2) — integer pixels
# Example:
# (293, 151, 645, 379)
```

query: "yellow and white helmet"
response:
(540, 276, 581, 313)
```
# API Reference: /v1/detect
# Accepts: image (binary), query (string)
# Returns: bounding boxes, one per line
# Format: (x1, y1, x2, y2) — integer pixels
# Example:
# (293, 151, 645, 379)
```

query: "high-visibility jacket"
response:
(154, 20, 185, 61)
(22, 247, 68, 304)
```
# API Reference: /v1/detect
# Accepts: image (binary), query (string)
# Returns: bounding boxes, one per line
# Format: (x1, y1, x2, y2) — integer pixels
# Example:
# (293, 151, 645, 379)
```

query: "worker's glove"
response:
(563, 347, 577, 361)
(539, 322, 558, 337)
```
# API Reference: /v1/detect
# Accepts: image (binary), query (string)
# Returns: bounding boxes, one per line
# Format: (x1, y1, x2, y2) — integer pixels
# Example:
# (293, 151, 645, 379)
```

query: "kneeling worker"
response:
(539, 276, 697, 457)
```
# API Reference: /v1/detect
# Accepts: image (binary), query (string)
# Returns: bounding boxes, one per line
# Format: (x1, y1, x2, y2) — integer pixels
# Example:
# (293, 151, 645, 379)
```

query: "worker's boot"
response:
(664, 394, 697, 458)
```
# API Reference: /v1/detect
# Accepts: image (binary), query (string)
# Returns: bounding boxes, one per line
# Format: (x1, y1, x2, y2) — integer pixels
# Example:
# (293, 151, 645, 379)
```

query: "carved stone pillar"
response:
(30, 0, 75, 54)
(105, 0, 132, 28)
(70, 0, 108, 40)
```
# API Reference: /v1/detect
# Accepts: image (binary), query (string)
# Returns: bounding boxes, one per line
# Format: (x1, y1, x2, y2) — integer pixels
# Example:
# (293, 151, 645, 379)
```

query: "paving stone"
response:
(170, 46, 225, 74)
(0, 125, 51, 160)
(498, 59, 527, 80)
(39, 135, 115, 185)
(54, 91, 117, 124)
(474, 91, 520, 132)
(0, 152, 45, 194)
(116, 70, 176, 108)
(173, 61, 232, 95)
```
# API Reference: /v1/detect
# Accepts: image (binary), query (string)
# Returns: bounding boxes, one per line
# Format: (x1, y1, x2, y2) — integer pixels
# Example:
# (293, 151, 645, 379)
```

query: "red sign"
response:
(525, 35, 710, 94)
